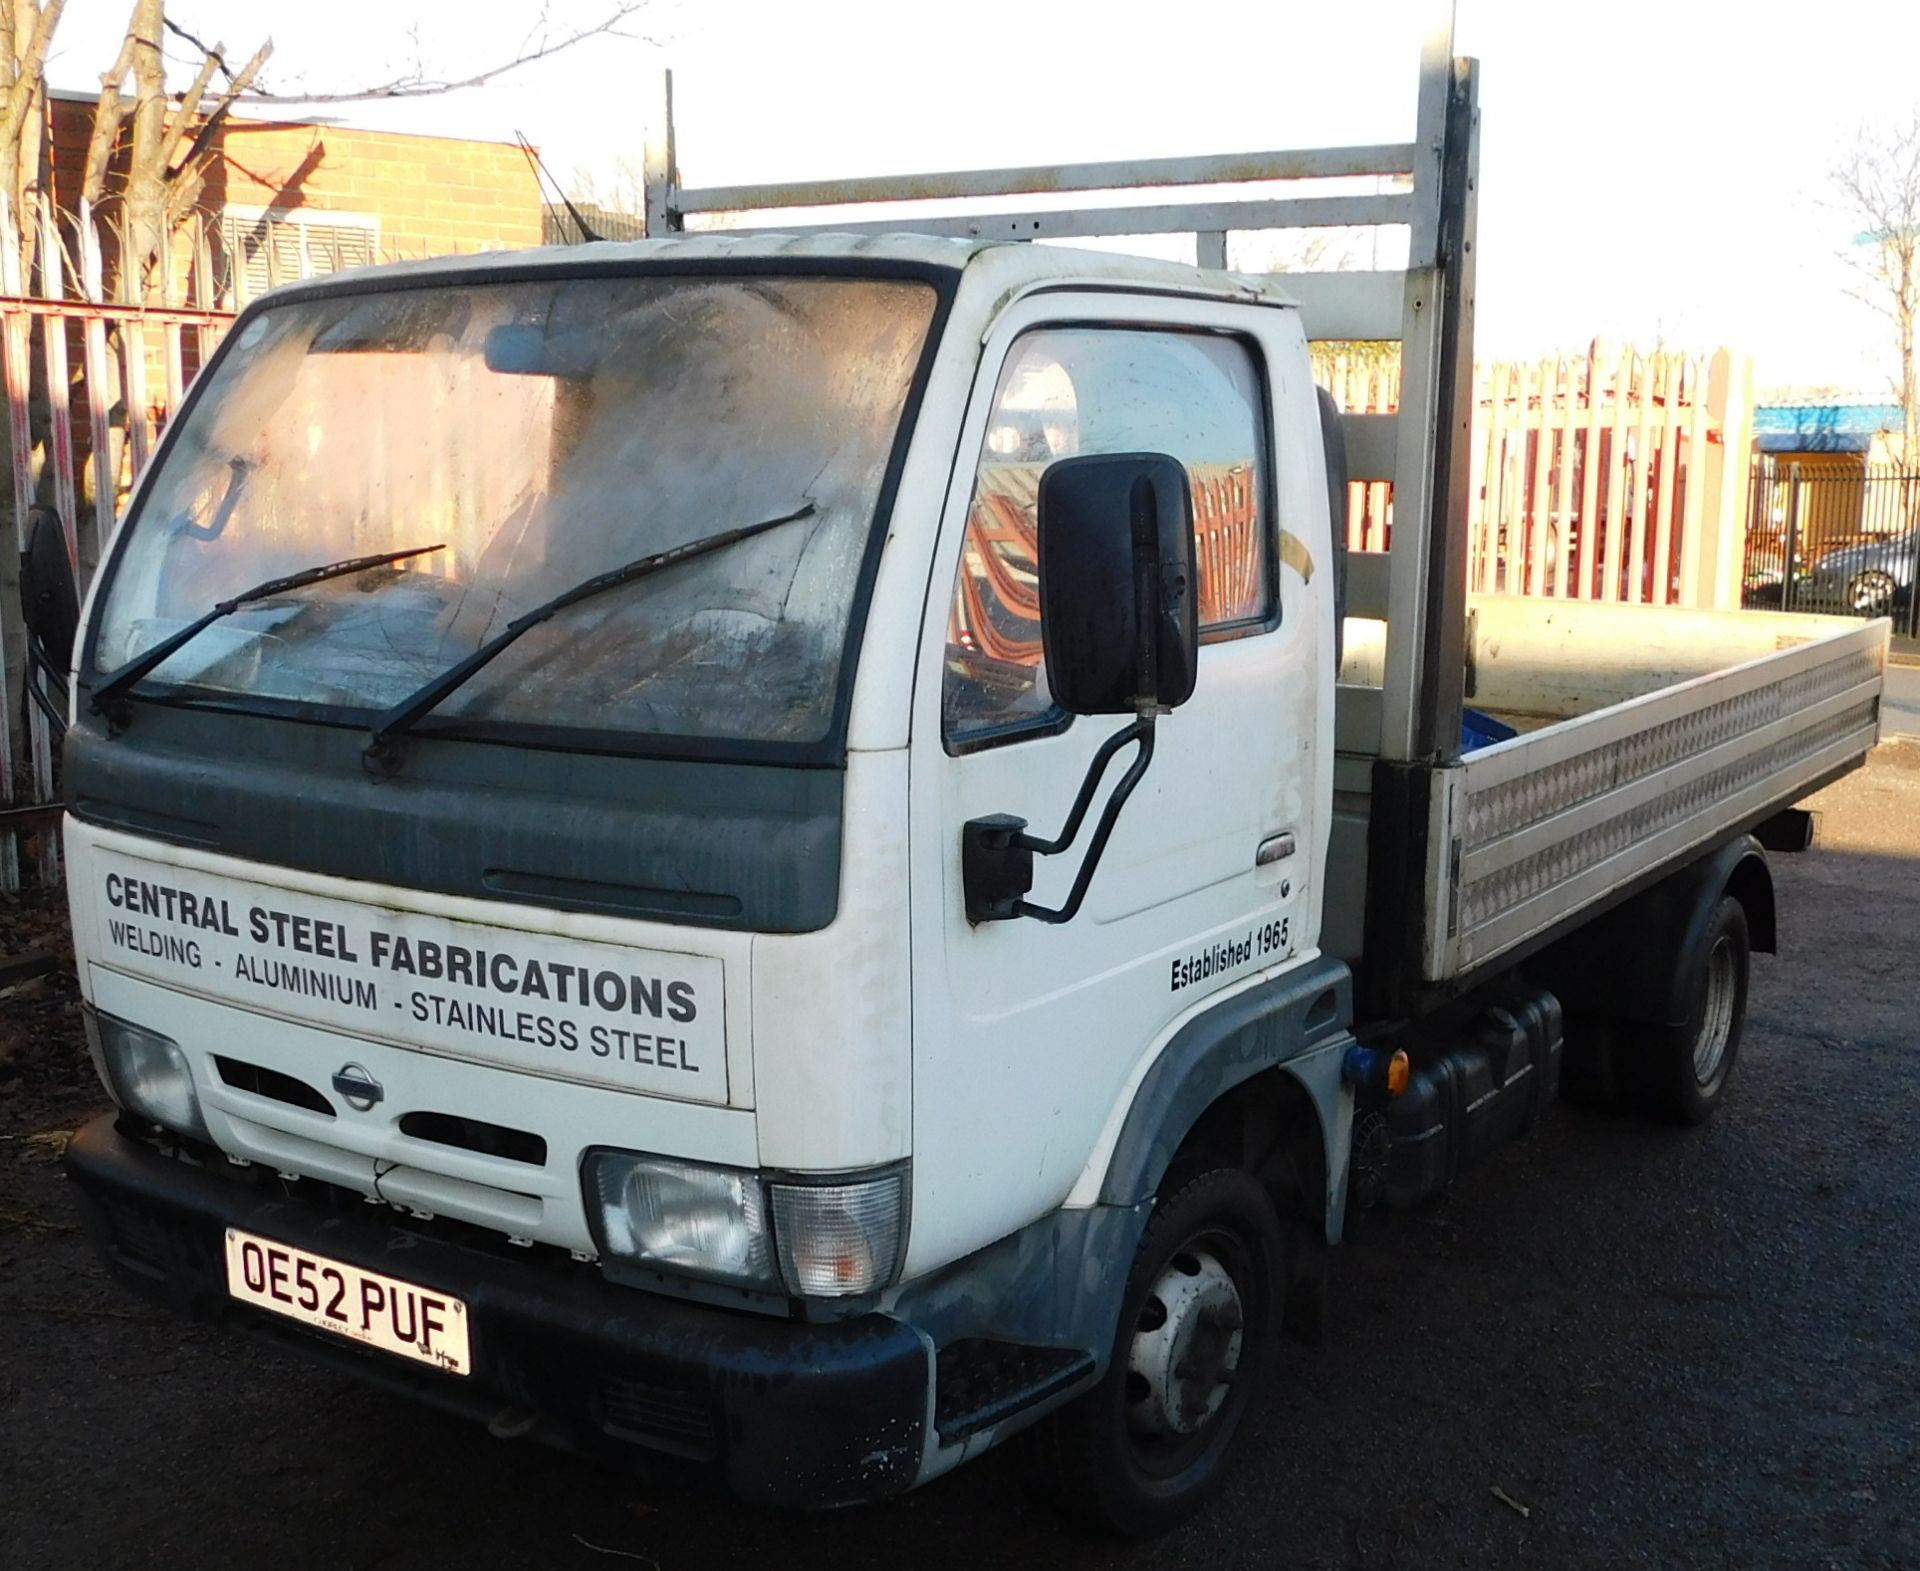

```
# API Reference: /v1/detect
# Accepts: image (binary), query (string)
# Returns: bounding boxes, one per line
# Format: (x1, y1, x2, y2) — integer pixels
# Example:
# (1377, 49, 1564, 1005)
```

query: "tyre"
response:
(1022, 1168, 1285, 1538)
(1632, 895, 1750, 1124)
(1848, 569, 1898, 616)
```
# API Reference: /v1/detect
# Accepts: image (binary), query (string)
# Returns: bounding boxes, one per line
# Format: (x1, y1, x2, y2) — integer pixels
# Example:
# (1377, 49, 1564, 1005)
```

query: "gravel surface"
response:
(3, 745, 1916, 1570)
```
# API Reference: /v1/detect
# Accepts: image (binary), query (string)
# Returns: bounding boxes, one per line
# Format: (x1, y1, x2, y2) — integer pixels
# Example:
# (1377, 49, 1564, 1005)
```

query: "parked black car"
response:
(1790, 527, 1919, 617)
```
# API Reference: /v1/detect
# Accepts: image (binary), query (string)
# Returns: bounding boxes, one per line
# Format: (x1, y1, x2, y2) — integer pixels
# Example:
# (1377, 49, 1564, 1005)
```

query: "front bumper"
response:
(65, 1116, 931, 1507)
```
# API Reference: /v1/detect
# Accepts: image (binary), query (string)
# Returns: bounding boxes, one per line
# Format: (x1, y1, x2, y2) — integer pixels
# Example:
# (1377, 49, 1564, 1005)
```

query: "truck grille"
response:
(213, 1056, 335, 1116)
(398, 1110, 547, 1167)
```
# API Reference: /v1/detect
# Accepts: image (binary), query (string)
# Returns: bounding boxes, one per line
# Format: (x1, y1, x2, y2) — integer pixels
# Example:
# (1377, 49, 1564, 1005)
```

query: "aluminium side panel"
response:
(1428, 620, 1888, 980)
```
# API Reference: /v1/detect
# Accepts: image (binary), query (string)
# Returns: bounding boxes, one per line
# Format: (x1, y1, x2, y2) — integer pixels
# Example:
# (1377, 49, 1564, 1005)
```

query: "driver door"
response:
(905, 292, 1330, 1274)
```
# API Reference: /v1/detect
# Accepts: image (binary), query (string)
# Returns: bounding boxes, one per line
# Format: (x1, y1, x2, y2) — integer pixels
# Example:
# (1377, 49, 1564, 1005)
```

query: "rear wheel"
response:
(1023, 1168, 1285, 1538)
(1632, 895, 1750, 1124)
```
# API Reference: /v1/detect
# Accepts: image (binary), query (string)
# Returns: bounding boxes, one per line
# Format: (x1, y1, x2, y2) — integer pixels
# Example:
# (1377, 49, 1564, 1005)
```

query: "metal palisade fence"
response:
(1318, 339, 1756, 609)
(0, 196, 235, 889)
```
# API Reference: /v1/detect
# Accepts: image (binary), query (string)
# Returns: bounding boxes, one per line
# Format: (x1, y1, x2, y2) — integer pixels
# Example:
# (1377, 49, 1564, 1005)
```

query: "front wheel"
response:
(1022, 1169, 1285, 1537)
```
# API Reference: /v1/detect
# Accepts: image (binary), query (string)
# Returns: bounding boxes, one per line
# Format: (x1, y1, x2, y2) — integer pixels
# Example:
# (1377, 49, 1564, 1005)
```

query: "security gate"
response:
(1742, 460, 1920, 636)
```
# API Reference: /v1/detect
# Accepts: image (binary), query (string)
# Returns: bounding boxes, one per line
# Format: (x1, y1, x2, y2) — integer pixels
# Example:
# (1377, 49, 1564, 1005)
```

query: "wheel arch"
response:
(1531, 834, 1774, 1028)
(1723, 850, 1777, 956)
(1093, 956, 1355, 1244)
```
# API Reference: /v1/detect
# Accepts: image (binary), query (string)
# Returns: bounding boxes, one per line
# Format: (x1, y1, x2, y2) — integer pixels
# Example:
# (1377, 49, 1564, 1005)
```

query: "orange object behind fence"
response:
(950, 460, 1266, 670)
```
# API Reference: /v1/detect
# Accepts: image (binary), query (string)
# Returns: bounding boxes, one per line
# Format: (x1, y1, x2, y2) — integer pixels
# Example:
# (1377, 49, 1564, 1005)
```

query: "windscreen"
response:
(90, 273, 939, 748)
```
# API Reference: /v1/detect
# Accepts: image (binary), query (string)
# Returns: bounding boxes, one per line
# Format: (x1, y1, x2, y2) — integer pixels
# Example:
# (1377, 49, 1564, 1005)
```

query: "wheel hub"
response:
(1852, 572, 1896, 613)
(1126, 1247, 1245, 1438)
(1693, 934, 1737, 1083)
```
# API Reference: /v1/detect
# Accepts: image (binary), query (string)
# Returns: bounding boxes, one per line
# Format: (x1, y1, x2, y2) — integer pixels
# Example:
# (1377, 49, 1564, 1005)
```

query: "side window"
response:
(941, 327, 1271, 745)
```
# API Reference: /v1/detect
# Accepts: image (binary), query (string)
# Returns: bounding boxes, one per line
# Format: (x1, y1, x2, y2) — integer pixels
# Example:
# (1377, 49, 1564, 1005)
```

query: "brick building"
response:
(43, 89, 543, 302)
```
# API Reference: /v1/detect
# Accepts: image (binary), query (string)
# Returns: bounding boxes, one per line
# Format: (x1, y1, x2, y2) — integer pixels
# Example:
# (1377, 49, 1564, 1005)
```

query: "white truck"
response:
(41, 34, 1886, 1537)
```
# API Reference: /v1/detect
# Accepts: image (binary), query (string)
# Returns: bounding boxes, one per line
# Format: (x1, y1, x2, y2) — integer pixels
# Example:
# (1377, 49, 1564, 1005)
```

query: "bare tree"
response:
(0, 2, 647, 301)
(1834, 112, 1920, 464)
(0, 2, 65, 281)
(84, 0, 270, 302)
(569, 154, 648, 216)
(83, 3, 645, 300)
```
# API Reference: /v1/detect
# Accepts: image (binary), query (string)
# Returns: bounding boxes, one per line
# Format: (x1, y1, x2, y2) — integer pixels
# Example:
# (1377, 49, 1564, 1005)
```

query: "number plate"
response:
(224, 1228, 471, 1375)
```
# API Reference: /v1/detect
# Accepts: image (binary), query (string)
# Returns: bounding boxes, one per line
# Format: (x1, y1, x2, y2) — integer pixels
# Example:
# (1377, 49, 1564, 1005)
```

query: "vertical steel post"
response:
(1360, 15, 1477, 1016)
(643, 70, 681, 237)
(77, 200, 116, 559)
(1412, 56, 1478, 761)
(1782, 464, 1802, 613)
(1, 194, 46, 887)
(1742, 455, 1768, 607)
(36, 203, 76, 572)
(1905, 469, 1920, 636)
(1376, 18, 1457, 763)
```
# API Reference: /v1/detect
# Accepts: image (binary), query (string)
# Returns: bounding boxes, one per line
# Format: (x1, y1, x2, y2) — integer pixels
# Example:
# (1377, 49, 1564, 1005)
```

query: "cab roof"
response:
(266, 230, 1302, 312)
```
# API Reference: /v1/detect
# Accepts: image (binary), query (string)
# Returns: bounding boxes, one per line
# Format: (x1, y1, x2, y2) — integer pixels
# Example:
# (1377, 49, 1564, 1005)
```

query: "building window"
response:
(219, 209, 380, 304)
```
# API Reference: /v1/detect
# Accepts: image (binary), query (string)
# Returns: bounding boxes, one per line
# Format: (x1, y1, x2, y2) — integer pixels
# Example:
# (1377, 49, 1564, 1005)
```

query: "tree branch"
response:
(1832, 108, 1920, 457)
(165, 40, 271, 180)
(156, 40, 220, 170)
(82, 22, 139, 205)
(163, 6, 644, 105)
(0, 0, 63, 151)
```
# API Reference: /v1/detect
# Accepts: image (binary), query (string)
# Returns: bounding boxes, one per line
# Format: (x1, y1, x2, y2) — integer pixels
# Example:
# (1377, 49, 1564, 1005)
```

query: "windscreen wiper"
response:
(362, 502, 815, 773)
(91, 543, 447, 731)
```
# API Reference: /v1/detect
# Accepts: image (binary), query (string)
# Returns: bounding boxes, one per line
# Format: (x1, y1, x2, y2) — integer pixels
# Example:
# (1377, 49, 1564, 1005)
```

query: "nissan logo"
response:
(331, 1063, 384, 1112)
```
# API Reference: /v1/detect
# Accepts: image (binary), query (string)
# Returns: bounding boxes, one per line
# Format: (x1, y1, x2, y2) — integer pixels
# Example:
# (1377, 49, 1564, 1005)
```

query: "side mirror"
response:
(20, 505, 78, 670)
(1037, 452, 1198, 715)
(19, 505, 78, 746)
(960, 453, 1197, 926)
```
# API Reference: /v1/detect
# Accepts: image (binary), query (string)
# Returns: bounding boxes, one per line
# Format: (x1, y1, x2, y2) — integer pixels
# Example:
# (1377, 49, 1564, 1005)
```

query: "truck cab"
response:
(62, 238, 1350, 1526)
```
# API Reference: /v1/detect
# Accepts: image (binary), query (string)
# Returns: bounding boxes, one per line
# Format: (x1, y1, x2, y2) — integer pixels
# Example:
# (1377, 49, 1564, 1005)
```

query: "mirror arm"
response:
(961, 716, 1157, 925)
(1022, 715, 1150, 857)
(24, 638, 68, 743)
(1014, 718, 1156, 925)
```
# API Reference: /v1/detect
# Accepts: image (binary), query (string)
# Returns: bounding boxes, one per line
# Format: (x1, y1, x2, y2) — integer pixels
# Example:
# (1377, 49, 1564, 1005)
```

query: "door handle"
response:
(1256, 831, 1297, 867)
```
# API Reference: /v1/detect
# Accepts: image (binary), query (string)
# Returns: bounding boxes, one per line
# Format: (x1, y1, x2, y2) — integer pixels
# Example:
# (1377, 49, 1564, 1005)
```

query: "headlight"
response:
(586, 1152, 776, 1290)
(584, 1152, 909, 1298)
(86, 1008, 209, 1141)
